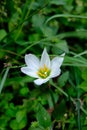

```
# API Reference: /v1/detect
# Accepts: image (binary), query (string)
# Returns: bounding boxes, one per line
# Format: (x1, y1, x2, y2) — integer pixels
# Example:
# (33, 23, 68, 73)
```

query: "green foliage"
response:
(0, 29, 7, 40)
(1, 0, 87, 129)
(58, 71, 69, 87)
(36, 104, 52, 128)
(79, 68, 87, 92)
(0, 67, 10, 93)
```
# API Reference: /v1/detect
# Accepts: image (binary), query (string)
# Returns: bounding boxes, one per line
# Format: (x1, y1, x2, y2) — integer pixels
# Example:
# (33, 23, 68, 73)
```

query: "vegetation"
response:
(0, 0, 87, 129)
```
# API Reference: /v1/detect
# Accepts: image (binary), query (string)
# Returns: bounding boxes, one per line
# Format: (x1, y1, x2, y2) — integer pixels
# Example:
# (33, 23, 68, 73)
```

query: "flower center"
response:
(37, 64, 51, 79)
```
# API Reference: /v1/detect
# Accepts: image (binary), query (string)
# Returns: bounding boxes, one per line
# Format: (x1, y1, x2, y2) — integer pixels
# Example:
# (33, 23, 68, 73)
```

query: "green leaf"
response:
(10, 110, 27, 129)
(32, 14, 45, 29)
(57, 40, 69, 53)
(10, 116, 27, 129)
(47, 90, 58, 108)
(20, 87, 29, 96)
(0, 29, 7, 41)
(16, 110, 26, 123)
(50, 0, 66, 5)
(36, 104, 51, 128)
(82, 68, 87, 81)
(58, 71, 69, 87)
(6, 108, 16, 118)
(52, 40, 69, 54)
(41, 25, 57, 37)
(29, 121, 43, 130)
(79, 81, 87, 92)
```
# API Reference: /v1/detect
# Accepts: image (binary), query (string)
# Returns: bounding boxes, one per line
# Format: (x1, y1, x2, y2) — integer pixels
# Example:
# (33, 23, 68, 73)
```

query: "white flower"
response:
(21, 48, 65, 85)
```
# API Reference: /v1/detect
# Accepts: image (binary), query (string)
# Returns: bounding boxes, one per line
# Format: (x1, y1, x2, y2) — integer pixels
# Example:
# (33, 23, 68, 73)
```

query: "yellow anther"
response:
(37, 64, 50, 78)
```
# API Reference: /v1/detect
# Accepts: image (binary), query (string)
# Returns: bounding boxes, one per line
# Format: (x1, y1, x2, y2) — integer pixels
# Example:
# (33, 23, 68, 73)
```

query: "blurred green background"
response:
(0, 0, 87, 129)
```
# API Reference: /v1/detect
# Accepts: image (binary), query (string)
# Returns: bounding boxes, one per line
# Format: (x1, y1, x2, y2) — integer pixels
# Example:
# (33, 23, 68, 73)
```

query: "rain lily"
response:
(21, 48, 65, 85)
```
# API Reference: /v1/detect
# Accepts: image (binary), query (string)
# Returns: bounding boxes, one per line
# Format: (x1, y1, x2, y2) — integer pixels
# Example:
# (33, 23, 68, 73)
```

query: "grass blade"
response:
(46, 14, 87, 23)
(0, 67, 10, 93)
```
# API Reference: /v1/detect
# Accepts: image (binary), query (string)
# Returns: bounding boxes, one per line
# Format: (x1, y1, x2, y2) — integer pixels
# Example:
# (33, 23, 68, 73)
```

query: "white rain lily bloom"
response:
(21, 48, 65, 85)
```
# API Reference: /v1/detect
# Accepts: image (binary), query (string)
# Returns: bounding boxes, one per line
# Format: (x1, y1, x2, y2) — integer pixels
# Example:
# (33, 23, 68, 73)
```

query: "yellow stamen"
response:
(37, 64, 50, 79)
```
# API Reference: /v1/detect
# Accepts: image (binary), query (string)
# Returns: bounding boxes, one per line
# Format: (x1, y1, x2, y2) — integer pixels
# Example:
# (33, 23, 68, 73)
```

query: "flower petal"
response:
(40, 48, 50, 68)
(21, 67, 38, 78)
(51, 53, 65, 68)
(50, 68, 61, 78)
(34, 77, 50, 85)
(25, 54, 39, 70)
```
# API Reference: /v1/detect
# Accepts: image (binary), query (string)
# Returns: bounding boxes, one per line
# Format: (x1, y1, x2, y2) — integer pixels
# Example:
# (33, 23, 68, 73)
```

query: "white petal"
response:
(25, 54, 39, 70)
(51, 53, 65, 68)
(34, 77, 50, 85)
(50, 68, 61, 78)
(40, 48, 50, 68)
(21, 67, 38, 78)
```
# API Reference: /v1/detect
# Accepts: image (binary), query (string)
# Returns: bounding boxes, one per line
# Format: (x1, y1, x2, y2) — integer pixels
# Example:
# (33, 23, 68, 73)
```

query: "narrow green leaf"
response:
(46, 14, 87, 23)
(0, 67, 10, 93)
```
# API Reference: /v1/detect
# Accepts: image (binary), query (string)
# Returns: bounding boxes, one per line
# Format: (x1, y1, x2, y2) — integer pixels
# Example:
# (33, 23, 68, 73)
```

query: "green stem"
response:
(76, 89, 81, 130)
(77, 99, 81, 130)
